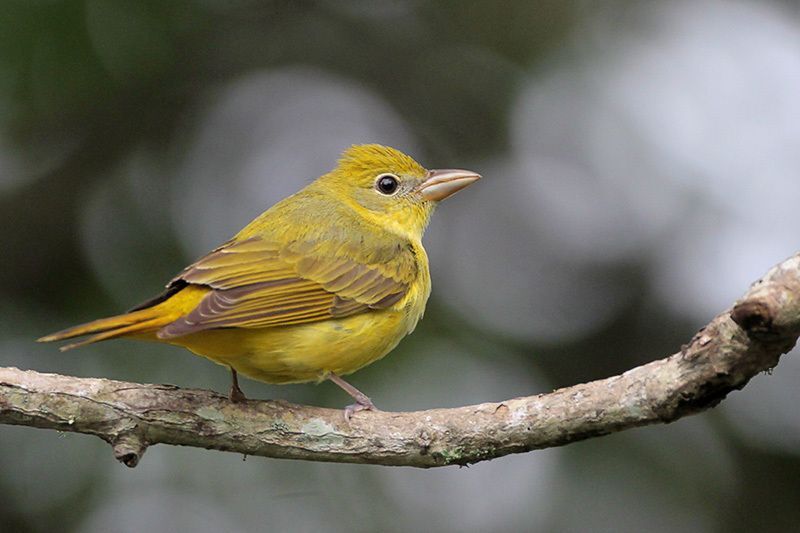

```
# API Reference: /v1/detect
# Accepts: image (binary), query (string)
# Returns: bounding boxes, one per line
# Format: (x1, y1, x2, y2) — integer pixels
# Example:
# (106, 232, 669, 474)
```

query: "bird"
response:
(39, 144, 481, 418)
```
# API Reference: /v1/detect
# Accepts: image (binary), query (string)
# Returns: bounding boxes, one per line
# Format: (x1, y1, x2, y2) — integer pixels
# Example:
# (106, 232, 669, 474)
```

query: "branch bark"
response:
(2, 254, 800, 468)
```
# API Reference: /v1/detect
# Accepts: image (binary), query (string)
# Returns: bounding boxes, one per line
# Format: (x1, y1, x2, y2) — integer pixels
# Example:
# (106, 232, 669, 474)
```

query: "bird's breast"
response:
(398, 238, 431, 316)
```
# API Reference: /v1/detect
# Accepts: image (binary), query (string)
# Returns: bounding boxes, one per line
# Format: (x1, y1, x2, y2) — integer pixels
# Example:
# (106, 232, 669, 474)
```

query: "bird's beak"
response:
(417, 169, 481, 201)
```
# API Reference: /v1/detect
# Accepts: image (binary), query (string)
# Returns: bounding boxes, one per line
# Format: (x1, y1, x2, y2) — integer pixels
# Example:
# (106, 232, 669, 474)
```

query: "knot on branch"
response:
(112, 430, 147, 468)
(731, 300, 774, 334)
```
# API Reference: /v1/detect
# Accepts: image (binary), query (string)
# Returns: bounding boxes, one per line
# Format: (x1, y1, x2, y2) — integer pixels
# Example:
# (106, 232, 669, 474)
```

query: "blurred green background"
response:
(3, 1, 800, 531)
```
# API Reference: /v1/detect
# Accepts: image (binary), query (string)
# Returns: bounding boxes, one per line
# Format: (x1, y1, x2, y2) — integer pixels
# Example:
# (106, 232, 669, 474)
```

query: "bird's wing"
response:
(157, 236, 417, 338)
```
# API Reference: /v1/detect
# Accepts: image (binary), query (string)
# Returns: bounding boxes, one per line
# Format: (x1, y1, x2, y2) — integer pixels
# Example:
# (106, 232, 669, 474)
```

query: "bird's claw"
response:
(229, 368, 247, 403)
(229, 385, 247, 403)
(343, 398, 378, 421)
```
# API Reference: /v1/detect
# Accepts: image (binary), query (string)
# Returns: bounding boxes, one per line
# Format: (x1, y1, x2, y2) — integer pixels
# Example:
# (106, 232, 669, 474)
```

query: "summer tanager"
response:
(39, 144, 480, 417)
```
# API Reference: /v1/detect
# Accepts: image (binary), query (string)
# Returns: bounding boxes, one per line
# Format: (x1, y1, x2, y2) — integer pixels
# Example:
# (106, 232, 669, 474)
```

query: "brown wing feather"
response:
(157, 237, 415, 339)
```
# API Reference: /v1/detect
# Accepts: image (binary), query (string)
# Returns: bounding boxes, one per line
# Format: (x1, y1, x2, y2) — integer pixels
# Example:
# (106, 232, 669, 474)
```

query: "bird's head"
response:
(322, 144, 480, 239)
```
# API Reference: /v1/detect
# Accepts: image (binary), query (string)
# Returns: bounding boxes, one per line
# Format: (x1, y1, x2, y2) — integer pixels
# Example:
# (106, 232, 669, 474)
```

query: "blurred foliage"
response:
(2, 1, 800, 532)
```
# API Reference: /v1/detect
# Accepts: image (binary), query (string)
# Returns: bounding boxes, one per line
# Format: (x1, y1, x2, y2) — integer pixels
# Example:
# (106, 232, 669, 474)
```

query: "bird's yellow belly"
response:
(166, 308, 415, 384)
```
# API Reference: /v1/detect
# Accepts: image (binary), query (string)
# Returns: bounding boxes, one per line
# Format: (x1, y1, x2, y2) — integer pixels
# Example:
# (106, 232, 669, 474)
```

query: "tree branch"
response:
(3, 254, 800, 468)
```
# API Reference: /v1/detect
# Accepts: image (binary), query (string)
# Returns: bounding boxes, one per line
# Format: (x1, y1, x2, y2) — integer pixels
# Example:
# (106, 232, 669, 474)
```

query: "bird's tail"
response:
(37, 308, 170, 351)
(37, 286, 206, 351)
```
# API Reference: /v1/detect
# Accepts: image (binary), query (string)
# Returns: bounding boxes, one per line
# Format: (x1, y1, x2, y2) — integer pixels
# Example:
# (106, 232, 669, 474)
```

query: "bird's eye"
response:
(375, 174, 400, 195)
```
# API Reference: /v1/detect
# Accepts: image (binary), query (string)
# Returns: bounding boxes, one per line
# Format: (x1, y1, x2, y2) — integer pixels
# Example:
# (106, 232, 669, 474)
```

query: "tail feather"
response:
(38, 285, 208, 350)
(38, 307, 169, 350)
(57, 317, 168, 352)
(38, 309, 157, 342)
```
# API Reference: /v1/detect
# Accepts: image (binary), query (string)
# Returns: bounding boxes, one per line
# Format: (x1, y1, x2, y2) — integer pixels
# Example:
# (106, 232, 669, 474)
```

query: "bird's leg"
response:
(327, 373, 378, 420)
(229, 367, 247, 403)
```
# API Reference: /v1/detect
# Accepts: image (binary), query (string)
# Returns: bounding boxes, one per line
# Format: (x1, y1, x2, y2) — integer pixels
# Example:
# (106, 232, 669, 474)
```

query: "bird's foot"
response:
(229, 384, 247, 403)
(327, 372, 379, 421)
(229, 368, 247, 403)
(343, 396, 378, 422)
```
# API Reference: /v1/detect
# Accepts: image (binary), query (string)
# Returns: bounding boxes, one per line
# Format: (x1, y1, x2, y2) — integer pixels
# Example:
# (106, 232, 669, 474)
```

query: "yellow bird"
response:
(39, 144, 480, 417)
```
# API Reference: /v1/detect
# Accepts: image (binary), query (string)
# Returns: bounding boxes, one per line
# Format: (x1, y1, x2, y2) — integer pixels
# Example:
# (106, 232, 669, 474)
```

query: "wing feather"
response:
(157, 236, 416, 339)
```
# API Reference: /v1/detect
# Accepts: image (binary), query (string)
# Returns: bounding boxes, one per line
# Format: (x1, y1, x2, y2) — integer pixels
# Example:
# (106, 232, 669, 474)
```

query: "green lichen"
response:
(433, 446, 498, 466)
(301, 418, 335, 437)
(433, 447, 467, 465)
(196, 406, 226, 422)
(300, 418, 344, 447)
(271, 419, 290, 432)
